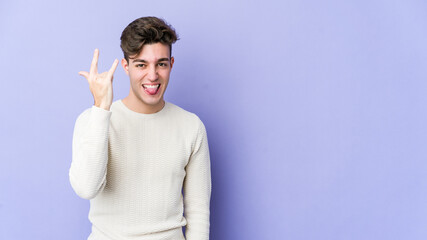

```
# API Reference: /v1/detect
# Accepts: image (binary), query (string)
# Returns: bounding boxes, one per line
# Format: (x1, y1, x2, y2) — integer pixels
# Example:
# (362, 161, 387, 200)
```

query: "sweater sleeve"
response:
(183, 119, 212, 240)
(69, 105, 112, 200)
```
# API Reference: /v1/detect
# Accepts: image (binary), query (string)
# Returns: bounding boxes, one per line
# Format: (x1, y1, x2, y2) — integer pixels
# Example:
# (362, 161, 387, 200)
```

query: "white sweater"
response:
(69, 99, 211, 240)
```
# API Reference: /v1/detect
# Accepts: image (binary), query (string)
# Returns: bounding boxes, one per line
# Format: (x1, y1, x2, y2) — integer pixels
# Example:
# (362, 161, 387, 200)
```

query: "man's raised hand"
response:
(79, 49, 119, 111)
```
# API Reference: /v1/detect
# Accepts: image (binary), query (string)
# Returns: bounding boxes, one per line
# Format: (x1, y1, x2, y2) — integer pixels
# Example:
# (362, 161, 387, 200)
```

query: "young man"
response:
(69, 17, 211, 240)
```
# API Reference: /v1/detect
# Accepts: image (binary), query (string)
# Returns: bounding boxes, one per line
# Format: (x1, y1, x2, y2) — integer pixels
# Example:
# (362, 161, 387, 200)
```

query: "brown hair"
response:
(120, 16, 179, 62)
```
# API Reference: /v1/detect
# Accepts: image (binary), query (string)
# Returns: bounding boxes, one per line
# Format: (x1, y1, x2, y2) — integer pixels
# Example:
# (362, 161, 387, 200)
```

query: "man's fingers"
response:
(89, 48, 99, 75)
(108, 59, 119, 77)
(78, 71, 89, 80)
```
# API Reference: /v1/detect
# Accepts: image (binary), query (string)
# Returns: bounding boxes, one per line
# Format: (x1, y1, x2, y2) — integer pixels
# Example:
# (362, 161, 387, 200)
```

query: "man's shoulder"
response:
(166, 102, 204, 126)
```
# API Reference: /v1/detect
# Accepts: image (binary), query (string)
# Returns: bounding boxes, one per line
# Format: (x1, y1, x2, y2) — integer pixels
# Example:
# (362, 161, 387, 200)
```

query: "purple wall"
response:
(1, 0, 427, 239)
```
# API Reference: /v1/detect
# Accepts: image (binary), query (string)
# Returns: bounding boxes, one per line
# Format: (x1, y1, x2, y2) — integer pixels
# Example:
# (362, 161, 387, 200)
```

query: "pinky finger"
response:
(108, 59, 119, 77)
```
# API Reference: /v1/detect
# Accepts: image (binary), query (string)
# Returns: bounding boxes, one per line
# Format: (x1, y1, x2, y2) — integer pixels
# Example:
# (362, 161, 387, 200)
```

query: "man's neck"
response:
(122, 96, 165, 114)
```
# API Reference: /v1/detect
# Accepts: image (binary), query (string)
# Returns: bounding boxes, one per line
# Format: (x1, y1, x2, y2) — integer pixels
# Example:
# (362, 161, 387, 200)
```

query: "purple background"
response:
(1, 0, 427, 239)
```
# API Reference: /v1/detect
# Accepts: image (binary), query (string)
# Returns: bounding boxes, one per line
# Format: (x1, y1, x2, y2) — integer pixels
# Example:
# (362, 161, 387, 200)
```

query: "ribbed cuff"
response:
(91, 105, 112, 118)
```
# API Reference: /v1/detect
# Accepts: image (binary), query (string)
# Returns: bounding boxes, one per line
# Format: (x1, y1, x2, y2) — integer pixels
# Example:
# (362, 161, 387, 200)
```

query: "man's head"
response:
(120, 16, 179, 114)
(120, 16, 178, 62)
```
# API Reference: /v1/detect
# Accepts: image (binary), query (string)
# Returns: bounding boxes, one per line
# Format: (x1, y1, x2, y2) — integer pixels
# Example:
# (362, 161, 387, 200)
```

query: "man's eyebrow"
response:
(132, 58, 170, 63)
(157, 58, 170, 62)
(132, 59, 147, 63)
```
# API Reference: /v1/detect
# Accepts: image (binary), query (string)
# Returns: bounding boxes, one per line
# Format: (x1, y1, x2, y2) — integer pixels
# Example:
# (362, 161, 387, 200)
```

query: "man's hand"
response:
(79, 49, 119, 111)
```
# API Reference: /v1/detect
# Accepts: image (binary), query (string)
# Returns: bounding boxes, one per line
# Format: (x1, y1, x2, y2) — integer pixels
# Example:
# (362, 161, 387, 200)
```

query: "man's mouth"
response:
(142, 84, 161, 95)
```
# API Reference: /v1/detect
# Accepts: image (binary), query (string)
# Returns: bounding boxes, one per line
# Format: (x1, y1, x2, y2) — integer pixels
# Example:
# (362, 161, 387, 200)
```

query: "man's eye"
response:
(136, 64, 145, 67)
(158, 63, 167, 67)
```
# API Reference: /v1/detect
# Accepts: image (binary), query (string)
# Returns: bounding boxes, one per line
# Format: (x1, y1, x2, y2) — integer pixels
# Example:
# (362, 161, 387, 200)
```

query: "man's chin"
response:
(139, 96, 164, 107)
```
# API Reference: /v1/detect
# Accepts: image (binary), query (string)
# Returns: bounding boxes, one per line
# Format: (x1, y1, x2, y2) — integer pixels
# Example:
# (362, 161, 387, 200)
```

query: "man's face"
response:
(121, 42, 174, 112)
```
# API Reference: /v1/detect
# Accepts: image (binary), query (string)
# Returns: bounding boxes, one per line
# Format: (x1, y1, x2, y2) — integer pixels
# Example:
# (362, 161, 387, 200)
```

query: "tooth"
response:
(144, 84, 159, 88)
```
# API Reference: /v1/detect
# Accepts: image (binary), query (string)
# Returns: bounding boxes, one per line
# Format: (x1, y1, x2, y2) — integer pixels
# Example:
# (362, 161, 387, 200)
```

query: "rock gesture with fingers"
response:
(79, 49, 119, 111)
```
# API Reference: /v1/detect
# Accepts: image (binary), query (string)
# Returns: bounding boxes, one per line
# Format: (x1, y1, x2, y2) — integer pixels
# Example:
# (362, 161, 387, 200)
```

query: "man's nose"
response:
(147, 65, 158, 81)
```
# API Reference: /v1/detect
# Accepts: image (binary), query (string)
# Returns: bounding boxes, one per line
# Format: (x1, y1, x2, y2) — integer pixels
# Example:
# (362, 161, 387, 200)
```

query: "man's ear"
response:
(170, 56, 175, 69)
(121, 58, 129, 75)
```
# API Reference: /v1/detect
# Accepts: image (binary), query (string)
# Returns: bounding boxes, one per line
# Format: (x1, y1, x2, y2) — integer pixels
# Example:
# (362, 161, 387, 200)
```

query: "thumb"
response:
(78, 71, 89, 80)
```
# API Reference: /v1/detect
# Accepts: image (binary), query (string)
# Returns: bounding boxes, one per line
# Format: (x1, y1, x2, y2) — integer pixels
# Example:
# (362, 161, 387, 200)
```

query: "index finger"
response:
(89, 48, 99, 75)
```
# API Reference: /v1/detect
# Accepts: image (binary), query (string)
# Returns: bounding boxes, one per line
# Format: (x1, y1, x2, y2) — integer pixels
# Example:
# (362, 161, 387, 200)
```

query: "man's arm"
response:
(69, 105, 111, 199)
(69, 49, 118, 199)
(183, 119, 212, 240)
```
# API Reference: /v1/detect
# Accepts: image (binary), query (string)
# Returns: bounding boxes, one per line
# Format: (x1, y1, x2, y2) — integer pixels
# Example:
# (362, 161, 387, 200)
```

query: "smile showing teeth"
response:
(142, 84, 161, 95)
(142, 84, 160, 89)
